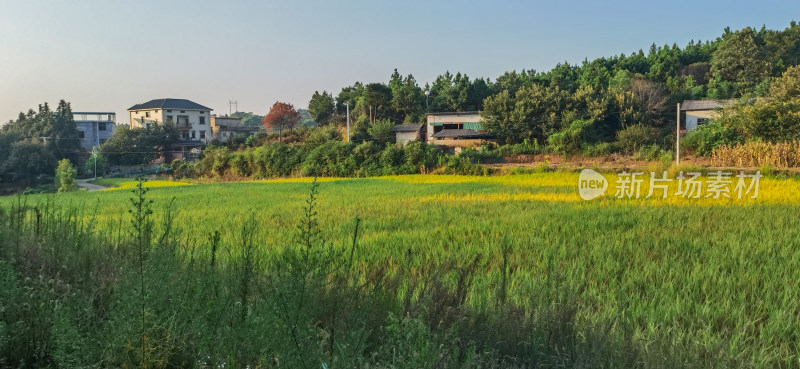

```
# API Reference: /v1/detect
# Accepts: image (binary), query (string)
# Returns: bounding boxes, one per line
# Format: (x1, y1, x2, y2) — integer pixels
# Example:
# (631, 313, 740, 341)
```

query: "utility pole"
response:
(345, 102, 350, 141)
(228, 100, 238, 116)
(676, 103, 681, 166)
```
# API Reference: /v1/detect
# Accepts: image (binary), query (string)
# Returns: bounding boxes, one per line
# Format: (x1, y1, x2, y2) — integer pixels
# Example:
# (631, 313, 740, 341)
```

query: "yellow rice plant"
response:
(711, 140, 800, 168)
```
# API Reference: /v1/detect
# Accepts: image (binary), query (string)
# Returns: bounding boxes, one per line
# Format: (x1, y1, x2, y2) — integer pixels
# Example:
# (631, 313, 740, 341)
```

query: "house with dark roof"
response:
(128, 98, 213, 143)
(425, 111, 495, 148)
(681, 99, 734, 131)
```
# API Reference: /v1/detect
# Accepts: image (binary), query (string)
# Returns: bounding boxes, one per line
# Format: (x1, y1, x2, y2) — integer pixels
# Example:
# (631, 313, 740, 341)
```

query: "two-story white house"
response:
(128, 98, 214, 143)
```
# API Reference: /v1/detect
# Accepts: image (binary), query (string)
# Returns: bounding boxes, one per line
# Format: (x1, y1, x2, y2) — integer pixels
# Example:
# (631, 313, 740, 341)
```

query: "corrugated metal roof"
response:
(128, 98, 213, 111)
(681, 99, 734, 111)
(392, 124, 423, 132)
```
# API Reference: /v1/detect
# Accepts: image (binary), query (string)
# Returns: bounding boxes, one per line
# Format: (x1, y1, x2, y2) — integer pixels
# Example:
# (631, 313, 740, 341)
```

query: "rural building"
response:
(392, 124, 423, 145)
(72, 112, 116, 149)
(210, 115, 259, 141)
(681, 99, 734, 131)
(128, 98, 214, 143)
(425, 111, 495, 148)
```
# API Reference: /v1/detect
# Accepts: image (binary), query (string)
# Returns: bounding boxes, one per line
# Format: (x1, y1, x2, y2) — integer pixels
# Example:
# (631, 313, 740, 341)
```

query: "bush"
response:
(582, 142, 619, 157)
(616, 124, 657, 154)
(85, 152, 108, 176)
(682, 122, 742, 156)
(55, 159, 77, 192)
(548, 120, 594, 156)
(303, 125, 342, 148)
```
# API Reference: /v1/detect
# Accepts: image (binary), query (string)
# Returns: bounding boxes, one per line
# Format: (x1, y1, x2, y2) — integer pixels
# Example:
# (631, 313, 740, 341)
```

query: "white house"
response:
(392, 124, 423, 145)
(72, 112, 116, 149)
(128, 98, 213, 143)
(425, 111, 495, 148)
(681, 100, 734, 131)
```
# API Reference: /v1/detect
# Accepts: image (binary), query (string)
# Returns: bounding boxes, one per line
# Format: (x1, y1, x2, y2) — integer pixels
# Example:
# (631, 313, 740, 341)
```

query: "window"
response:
(191, 131, 196, 139)
(199, 116, 205, 125)
(98, 122, 107, 131)
(180, 110, 185, 113)
(182, 132, 188, 139)
(166, 115, 173, 122)
(200, 130, 206, 139)
(77, 131, 85, 138)
(154, 110, 159, 114)
(697, 118, 707, 126)
(167, 110, 172, 113)
(145, 112, 150, 118)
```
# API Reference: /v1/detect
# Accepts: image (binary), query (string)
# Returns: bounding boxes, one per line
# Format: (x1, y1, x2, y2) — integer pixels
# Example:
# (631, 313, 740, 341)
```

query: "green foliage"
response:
(55, 159, 77, 192)
(231, 111, 265, 128)
(101, 123, 179, 166)
(308, 90, 336, 126)
(85, 150, 108, 176)
(616, 124, 658, 154)
(711, 27, 770, 93)
(682, 122, 743, 155)
(548, 119, 594, 155)
(366, 118, 395, 145)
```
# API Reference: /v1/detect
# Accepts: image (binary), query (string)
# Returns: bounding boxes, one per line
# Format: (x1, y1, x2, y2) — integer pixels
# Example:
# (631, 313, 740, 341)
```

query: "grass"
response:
(2, 172, 799, 367)
(89, 177, 191, 189)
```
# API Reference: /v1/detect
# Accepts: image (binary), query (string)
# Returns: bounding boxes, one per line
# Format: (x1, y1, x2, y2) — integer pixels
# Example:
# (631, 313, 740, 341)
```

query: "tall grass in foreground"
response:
(0, 176, 798, 368)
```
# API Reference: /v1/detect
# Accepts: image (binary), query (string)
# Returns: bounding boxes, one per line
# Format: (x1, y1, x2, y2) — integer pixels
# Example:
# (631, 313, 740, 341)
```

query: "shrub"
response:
(582, 142, 618, 157)
(303, 125, 342, 148)
(616, 124, 657, 154)
(548, 120, 593, 156)
(681, 122, 742, 156)
(55, 159, 77, 192)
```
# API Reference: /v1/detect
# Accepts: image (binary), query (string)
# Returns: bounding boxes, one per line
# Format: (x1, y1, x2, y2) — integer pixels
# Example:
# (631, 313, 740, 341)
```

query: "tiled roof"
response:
(128, 98, 212, 111)
(431, 129, 490, 139)
(392, 124, 423, 132)
(681, 99, 734, 111)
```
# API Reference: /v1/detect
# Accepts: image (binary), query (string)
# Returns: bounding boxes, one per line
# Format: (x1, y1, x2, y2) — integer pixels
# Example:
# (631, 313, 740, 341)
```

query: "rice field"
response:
(4, 172, 800, 365)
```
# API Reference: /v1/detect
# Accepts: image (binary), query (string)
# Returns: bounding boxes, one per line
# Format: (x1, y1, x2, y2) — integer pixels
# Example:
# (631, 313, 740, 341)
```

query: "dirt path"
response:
(76, 179, 107, 191)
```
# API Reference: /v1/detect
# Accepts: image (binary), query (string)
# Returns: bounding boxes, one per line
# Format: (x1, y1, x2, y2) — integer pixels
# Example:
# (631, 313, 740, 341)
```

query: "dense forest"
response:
(306, 23, 800, 155)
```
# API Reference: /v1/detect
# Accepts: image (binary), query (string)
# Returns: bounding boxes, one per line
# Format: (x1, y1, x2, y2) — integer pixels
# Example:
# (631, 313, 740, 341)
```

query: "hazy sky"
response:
(1, 0, 798, 124)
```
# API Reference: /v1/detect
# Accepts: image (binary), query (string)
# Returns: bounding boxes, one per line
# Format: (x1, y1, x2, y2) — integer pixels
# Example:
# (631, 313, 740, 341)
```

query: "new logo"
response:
(578, 169, 608, 200)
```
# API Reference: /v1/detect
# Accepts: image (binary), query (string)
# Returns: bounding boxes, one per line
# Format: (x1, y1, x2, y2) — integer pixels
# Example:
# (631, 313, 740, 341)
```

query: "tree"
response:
(711, 27, 770, 93)
(55, 159, 77, 192)
(262, 102, 301, 142)
(2, 139, 57, 184)
(768, 64, 800, 101)
(231, 112, 265, 128)
(101, 123, 179, 166)
(362, 83, 393, 123)
(630, 79, 669, 125)
(85, 150, 108, 177)
(366, 119, 395, 146)
(308, 91, 335, 126)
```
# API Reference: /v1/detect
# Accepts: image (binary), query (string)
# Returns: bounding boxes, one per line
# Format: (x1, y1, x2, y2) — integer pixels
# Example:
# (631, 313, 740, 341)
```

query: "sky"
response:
(0, 0, 798, 124)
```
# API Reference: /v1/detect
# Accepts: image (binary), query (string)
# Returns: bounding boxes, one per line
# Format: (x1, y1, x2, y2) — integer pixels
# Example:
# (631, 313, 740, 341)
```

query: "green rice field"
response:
(3, 173, 800, 366)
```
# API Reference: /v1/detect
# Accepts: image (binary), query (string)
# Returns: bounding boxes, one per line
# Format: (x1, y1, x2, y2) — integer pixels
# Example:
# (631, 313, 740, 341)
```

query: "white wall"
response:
(395, 131, 420, 146)
(425, 112, 482, 142)
(685, 110, 720, 131)
(129, 108, 212, 142)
